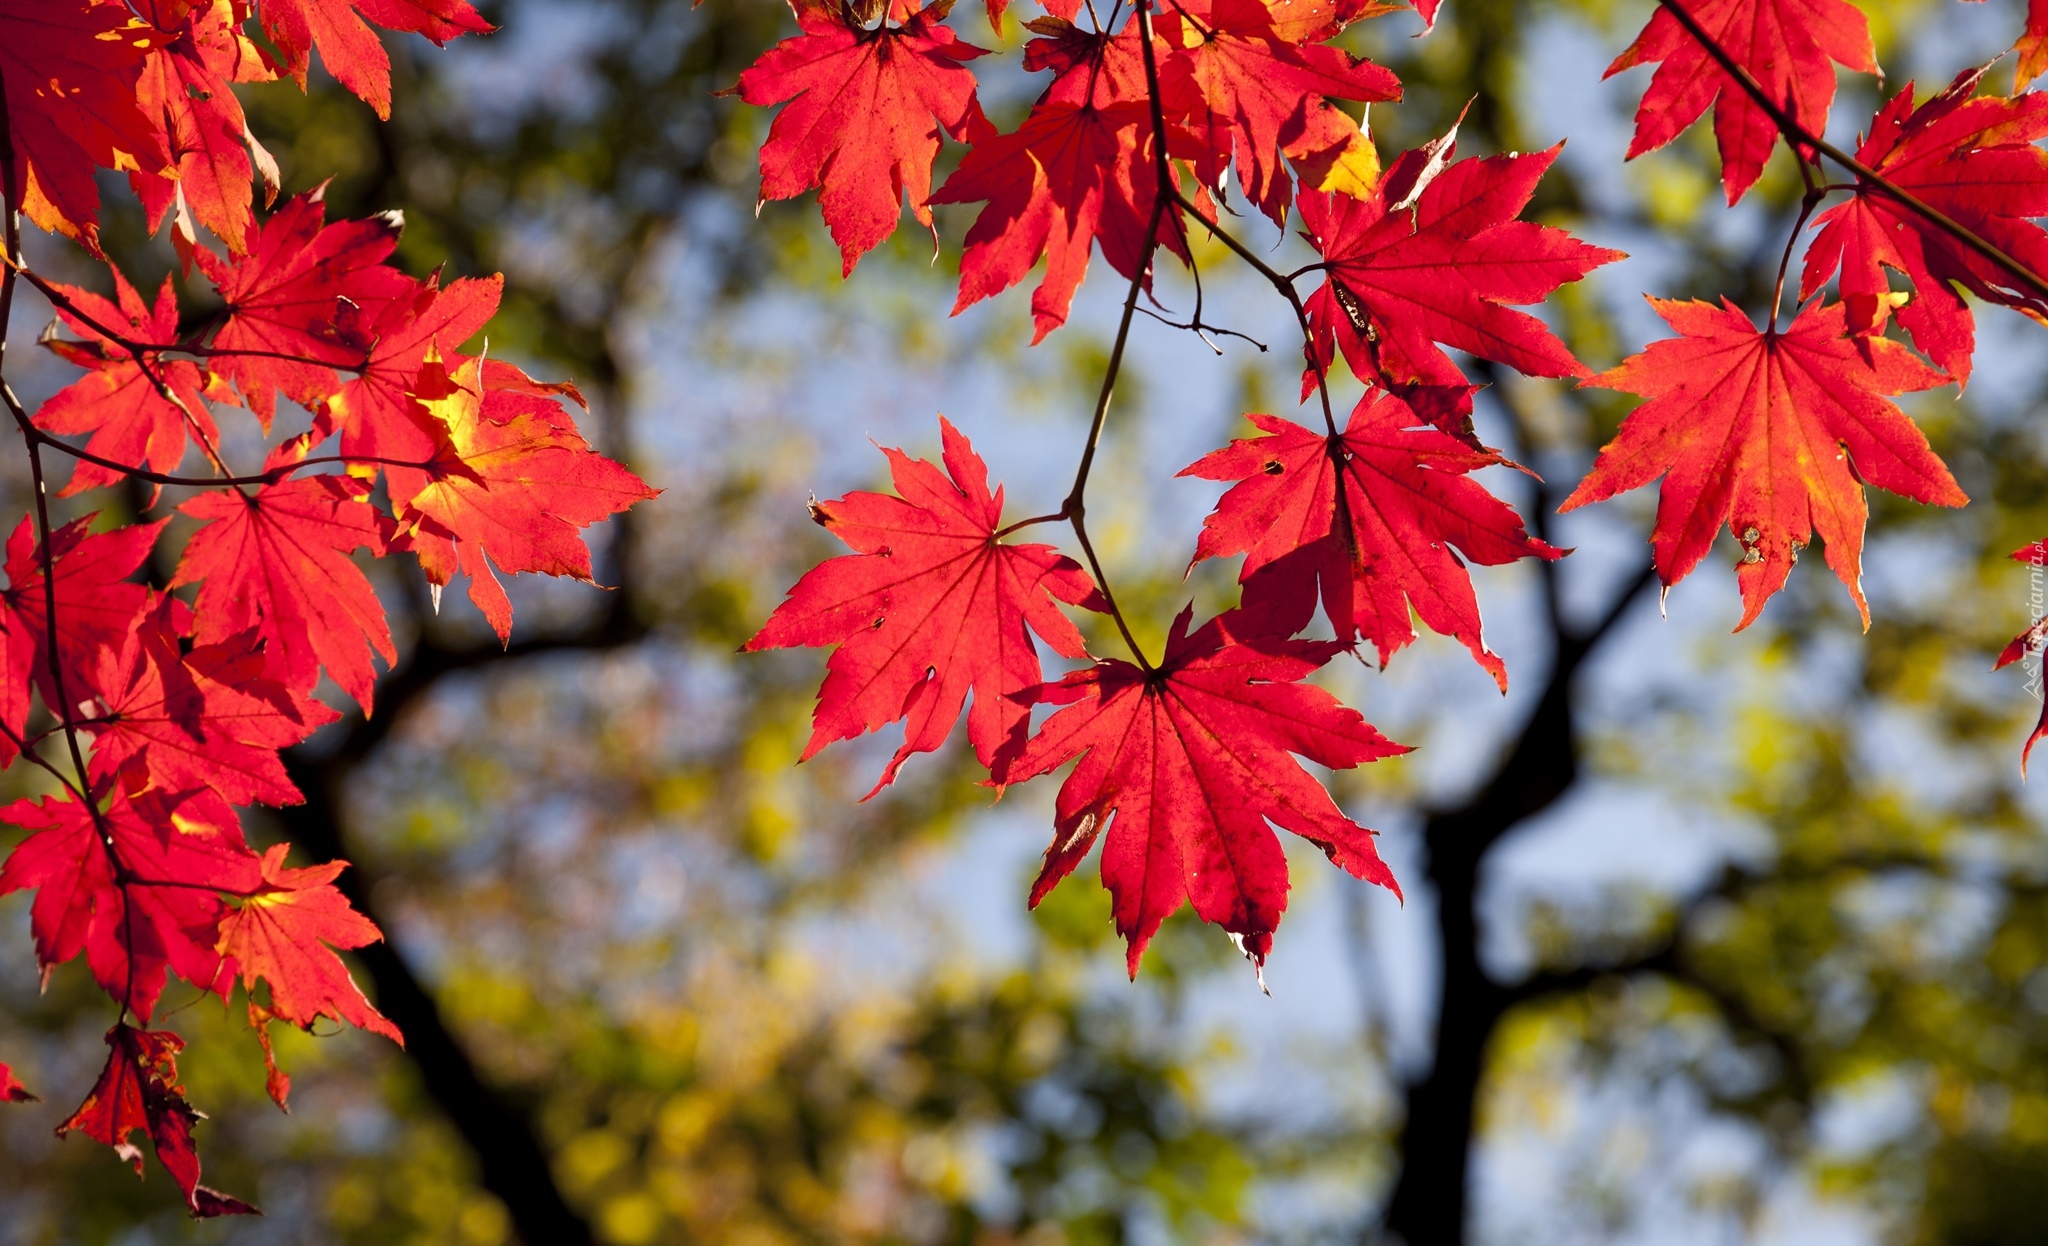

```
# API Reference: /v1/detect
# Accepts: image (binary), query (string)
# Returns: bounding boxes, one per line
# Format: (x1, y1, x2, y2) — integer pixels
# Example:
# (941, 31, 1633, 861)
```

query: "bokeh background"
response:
(3, 0, 2048, 1241)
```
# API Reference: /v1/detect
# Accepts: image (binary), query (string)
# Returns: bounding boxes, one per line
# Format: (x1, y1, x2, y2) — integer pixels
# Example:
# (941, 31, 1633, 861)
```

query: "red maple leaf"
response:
(58, 1024, 257, 1218)
(254, 0, 492, 120)
(1156, 0, 1400, 225)
(0, 0, 168, 253)
(215, 843, 401, 1044)
(387, 352, 657, 642)
(1561, 297, 1966, 629)
(174, 474, 395, 713)
(1799, 68, 2048, 387)
(0, 1061, 34, 1103)
(78, 598, 337, 807)
(1022, 13, 1152, 107)
(127, 0, 278, 255)
(194, 188, 413, 427)
(0, 787, 260, 1021)
(326, 271, 502, 470)
(1605, 0, 1876, 203)
(929, 99, 1190, 342)
(2, 515, 168, 707)
(745, 417, 1103, 794)
(37, 268, 222, 499)
(1002, 608, 1405, 976)
(735, 0, 992, 275)
(1180, 394, 1561, 690)
(1301, 141, 1622, 419)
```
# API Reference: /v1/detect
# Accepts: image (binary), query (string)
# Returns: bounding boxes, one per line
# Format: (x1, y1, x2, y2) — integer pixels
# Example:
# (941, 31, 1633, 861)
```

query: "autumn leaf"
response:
(1799, 68, 2048, 387)
(58, 1024, 257, 1218)
(36, 267, 221, 499)
(746, 417, 1103, 794)
(215, 843, 401, 1045)
(194, 188, 413, 426)
(0, 0, 168, 253)
(390, 352, 657, 642)
(127, 0, 277, 255)
(1300, 140, 1623, 423)
(1605, 0, 1876, 203)
(735, 0, 992, 275)
(1180, 394, 1561, 691)
(929, 99, 1189, 343)
(1562, 297, 1966, 629)
(1, 515, 168, 706)
(1003, 608, 1406, 977)
(174, 475, 396, 713)
(326, 270, 503, 469)
(0, 787, 260, 1021)
(254, 0, 492, 120)
(1155, 0, 1400, 224)
(78, 598, 337, 807)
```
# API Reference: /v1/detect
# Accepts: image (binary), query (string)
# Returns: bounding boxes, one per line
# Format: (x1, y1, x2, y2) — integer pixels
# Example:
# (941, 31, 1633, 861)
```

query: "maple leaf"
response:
(1301, 141, 1623, 419)
(1995, 539, 2048, 773)
(1605, 0, 1876, 203)
(746, 417, 1103, 794)
(0, 0, 168, 253)
(326, 271, 503, 470)
(215, 843, 401, 1045)
(1, 514, 168, 710)
(1799, 68, 2048, 387)
(58, 1024, 257, 1217)
(929, 98, 1190, 343)
(0, 1061, 34, 1103)
(127, 0, 278, 255)
(37, 268, 221, 499)
(1154, 0, 1400, 225)
(194, 188, 413, 427)
(1562, 297, 1966, 629)
(175, 474, 396, 713)
(0, 787, 260, 1021)
(1022, 13, 1152, 107)
(255, 0, 493, 120)
(386, 352, 657, 642)
(1003, 608, 1405, 976)
(735, 0, 992, 276)
(78, 598, 338, 807)
(1180, 394, 1561, 691)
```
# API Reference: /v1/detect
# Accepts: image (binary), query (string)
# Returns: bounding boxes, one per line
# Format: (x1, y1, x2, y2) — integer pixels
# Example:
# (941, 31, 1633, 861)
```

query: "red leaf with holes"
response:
(745, 417, 1103, 794)
(0, 788, 259, 1021)
(255, 0, 492, 119)
(58, 1025, 257, 1218)
(1155, 0, 1400, 224)
(36, 269, 221, 498)
(193, 188, 413, 427)
(0, 0, 168, 253)
(1002, 608, 1406, 977)
(736, 0, 992, 275)
(174, 475, 396, 713)
(387, 352, 656, 642)
(1301, 140, 1622, 421)
(78, 598, 337, 807)
(1180, 394, 1561, 690)
(1800, 68, 2048, 387)
(127, 0, 277, 255)
(215, 843, 400, 1043)
(1605, 0, 1875, 203)
(1562, 297, 1965, 629)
